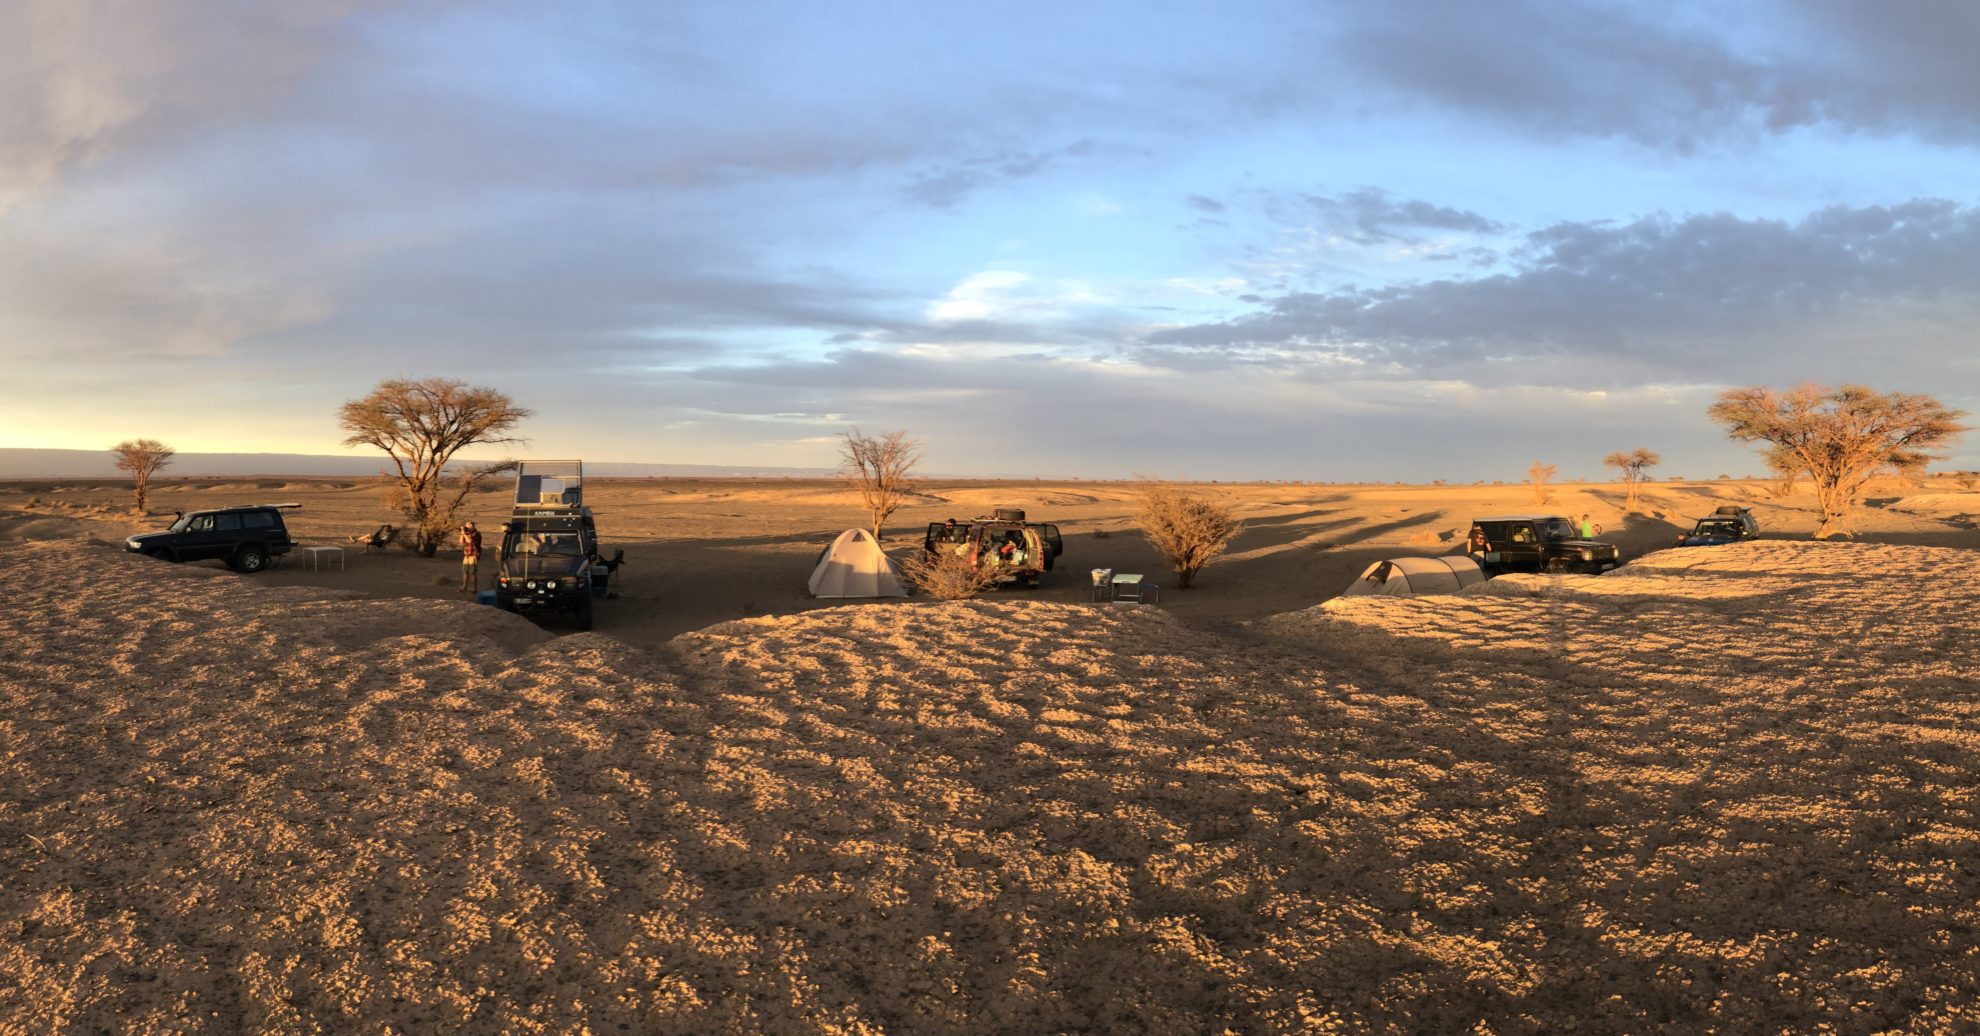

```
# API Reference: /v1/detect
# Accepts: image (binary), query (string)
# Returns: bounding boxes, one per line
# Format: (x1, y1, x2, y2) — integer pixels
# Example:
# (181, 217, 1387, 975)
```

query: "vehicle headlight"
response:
(1580, 549, 1596, 560)
(526, 581, 538, 589)
(127, 539, 140, 549)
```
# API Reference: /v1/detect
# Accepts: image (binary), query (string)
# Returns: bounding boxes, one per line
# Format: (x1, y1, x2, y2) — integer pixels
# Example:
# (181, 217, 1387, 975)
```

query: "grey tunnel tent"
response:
(1340, 556, 1486, 597)
(807, 529, 908, 599)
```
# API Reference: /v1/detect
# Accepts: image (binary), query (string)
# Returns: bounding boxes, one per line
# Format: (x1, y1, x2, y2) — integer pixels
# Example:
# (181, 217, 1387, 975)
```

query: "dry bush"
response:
(1603, 448, 1660, 512)
(1526, 461, 1557, 506)
(900, 546, 1001, 600)
(110, 438, 174, 514)
(840, 428, 920, 541)
(1136, 480, 1243, 589)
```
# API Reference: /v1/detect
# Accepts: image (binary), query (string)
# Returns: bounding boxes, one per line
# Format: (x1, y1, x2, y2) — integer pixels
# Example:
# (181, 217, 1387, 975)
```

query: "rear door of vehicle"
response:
(1040, 525, 1062, 570)
(210, 513, 244, 559)
(240, 509, 282, 552)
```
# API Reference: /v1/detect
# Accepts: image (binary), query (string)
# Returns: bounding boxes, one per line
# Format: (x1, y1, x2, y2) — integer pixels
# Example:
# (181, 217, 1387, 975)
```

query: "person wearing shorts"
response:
(460, 521, 482, 592)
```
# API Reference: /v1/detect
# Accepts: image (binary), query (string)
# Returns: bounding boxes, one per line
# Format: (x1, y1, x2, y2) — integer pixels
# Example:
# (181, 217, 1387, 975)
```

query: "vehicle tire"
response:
(574, 597, 594, 631)
(233, 545, 269, 573)
(1544, 558, 1571, 574)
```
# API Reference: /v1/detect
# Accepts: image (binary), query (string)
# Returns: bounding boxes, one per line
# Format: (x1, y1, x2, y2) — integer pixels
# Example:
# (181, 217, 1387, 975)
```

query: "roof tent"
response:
(515, 459, 584, 510)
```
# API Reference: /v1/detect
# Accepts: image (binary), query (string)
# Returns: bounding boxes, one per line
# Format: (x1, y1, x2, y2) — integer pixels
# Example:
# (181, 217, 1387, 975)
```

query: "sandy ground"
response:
(4, 474, 1976, 642)
(2, 479, 1978, 1031)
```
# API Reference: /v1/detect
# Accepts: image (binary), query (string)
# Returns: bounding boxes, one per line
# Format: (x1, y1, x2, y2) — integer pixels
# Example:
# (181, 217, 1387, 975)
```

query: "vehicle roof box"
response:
(987, 507, 1026, 522)
(1713, 505, 1751, 516)
(514, 460, 584, 513)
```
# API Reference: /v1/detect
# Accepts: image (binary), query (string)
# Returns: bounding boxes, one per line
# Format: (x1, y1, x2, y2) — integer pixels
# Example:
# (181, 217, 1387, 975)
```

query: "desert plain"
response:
(3, 475, 1979, 1031)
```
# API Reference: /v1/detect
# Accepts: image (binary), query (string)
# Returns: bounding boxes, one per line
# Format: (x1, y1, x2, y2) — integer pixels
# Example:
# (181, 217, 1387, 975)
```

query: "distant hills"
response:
(0, 448, 836, 480)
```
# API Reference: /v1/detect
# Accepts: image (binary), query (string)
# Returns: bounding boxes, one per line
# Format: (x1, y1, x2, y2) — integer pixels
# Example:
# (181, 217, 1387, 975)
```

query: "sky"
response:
(5, 0, 1979, 480)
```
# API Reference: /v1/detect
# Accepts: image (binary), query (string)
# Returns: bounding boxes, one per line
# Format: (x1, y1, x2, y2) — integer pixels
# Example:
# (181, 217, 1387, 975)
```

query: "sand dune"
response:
(3, 533, 1977, 1031)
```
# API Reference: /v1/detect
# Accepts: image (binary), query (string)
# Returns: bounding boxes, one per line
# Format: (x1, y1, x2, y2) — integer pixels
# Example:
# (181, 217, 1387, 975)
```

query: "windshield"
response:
(505, 531, 584, 557)
(1696, 521, 1740, 536)
(167, 513, 193, 532)
(1536, 518, 1580, 542)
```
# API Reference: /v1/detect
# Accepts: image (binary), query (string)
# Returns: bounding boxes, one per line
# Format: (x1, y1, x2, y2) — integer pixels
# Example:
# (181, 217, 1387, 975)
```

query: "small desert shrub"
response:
(1526, 462, 1557, 506)
(1092, 528, 1112, 539)
(24, 496, 41, 509)
(901, 547, 1001, 600)
(1136, 480, 1243, 589)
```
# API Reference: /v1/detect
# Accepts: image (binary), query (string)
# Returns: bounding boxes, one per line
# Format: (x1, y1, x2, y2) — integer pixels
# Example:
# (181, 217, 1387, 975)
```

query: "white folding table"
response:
(302, 545, 346, 572)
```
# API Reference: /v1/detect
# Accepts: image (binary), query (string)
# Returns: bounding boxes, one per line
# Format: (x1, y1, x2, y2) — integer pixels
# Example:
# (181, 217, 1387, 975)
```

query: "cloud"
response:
(902, 140, 1098, 209)
(1330, 0, 1980, 148)
(1148, 199, 1980, 387)
(1297, 188, 1506, 245)
(0, 1, 384, 206)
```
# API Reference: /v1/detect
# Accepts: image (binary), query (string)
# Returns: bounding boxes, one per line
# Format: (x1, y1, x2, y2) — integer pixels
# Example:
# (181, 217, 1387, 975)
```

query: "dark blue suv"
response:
(126, 504, 298, 573)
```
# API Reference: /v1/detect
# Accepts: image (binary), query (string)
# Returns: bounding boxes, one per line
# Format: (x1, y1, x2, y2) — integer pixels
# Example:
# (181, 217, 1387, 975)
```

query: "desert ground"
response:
(3, 476, 1979, 1031)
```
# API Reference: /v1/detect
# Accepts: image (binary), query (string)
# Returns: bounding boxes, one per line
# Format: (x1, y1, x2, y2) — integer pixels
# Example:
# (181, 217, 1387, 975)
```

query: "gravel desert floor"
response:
(2, 478, 1979, 1031)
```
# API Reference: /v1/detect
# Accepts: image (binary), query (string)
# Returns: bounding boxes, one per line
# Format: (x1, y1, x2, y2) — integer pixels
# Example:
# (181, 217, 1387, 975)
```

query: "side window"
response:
(1511, 523, 1535, 544)
(190, 515, 215, 532)
(214, 514, 242, 532)
(241, 511, 275, 529)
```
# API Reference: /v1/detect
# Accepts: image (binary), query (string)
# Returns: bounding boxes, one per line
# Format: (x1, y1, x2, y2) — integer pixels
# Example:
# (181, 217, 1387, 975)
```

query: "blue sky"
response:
(5, 0, 1978, 478)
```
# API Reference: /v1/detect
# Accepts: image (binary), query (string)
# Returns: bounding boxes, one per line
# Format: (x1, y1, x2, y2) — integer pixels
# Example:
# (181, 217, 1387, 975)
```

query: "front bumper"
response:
(497, 584, 587, 611)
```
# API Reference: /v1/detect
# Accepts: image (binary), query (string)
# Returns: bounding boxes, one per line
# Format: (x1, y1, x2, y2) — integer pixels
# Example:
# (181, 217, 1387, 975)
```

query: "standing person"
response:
(1465, 524, 1490, 556)
(1579, 513, 1602, 539)
(459, 521, 483, 592)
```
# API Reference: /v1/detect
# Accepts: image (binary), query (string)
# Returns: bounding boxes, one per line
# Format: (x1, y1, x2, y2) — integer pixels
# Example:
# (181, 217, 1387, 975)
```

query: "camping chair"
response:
(360, 524, 397, 552)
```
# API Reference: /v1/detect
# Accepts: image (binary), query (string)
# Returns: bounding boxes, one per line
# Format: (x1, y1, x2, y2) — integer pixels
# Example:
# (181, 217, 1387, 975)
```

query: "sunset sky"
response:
(5, 1, 1978, 478)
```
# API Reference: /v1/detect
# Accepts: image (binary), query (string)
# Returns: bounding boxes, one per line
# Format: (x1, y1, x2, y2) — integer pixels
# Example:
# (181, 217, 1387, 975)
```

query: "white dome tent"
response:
(807, 529, 908, 599)
(1341, 556, 1485, 597)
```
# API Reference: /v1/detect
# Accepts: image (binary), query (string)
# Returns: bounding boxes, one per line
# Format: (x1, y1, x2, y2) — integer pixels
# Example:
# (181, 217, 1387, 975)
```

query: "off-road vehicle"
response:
(494, 461, 619, 630)
(125, 503, 299, 572)
(1466, 514, 1620, 575)
(1675, 506, 1760, 547)
(923, 507, 1064, 588)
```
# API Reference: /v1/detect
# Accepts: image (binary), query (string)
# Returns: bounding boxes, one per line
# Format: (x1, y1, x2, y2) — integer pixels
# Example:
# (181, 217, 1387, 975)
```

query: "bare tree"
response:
(1136, 480, 1244, 589)
(840, 428, 920, 541)
(110, 439, 175, 513)
(1526, 461, 1557, 506)
(1708, 384, 1967, 539)
(339, 378, 531, 556)
(1602, 448, 1660, 512)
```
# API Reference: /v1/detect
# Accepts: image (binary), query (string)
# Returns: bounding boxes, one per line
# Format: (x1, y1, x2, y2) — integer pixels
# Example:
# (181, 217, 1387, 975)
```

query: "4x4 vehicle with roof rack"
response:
(1466, 514, 1620, 575)
(125, 503, 299, 572)
(494, 461, 619, 630)
(923, 507, 1064, 588)
(1675, 505, 1760, 547)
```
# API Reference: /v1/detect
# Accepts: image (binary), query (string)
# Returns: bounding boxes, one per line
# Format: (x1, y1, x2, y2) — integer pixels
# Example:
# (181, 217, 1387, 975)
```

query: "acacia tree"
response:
(1603, 448, 1661, 512)
(1526, 461, 1557, 506)
(1708, 384, 1966, 539)
(1137, 479, 1244, 589)
(339, 378, 531, 556)
(110, 439, 175, 514)
(840, 428, 920, 541)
